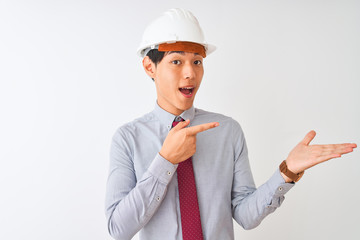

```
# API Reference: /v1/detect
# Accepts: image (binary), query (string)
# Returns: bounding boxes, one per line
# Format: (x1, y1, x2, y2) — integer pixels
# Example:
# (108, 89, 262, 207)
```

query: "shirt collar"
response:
(153, 102, 195, 127)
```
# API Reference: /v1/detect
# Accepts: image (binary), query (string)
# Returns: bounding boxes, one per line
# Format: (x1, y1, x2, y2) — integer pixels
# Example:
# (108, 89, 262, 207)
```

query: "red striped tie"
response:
(172, 117, 204, 240)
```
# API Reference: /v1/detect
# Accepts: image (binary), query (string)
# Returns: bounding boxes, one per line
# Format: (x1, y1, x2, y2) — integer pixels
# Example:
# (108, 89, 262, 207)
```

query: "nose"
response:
(183, 62, 196, 79)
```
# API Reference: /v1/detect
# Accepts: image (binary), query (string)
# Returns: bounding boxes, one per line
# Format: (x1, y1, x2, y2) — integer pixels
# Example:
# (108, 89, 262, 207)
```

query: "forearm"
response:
(105, 154, 177, 240)
(232, 169, 294, 230)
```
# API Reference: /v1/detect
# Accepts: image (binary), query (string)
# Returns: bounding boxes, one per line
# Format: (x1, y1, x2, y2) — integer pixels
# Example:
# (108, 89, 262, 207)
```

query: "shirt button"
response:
(167, 171, 172, 176)
(278, 187, 283, 191)
(156, 196, 160, 201)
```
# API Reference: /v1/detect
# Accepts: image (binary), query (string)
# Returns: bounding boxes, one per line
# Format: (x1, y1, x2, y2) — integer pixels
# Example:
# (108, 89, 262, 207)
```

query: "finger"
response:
(187, 122, 219, 135)
(321, 147, 354, 156)
(340, 143, 357, 149)
(172, 119, 190, 130)
(302, 130, 316, 146)
(313, 143, 357, 152)
(317, 144, 356, 155)
(316, 153, 342, 164)
(321, 143, 357, 149)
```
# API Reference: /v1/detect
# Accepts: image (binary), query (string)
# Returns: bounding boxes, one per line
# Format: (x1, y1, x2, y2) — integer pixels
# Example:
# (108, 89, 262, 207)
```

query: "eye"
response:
(171, 60, 181, 65)
(194, 60, 202, 65)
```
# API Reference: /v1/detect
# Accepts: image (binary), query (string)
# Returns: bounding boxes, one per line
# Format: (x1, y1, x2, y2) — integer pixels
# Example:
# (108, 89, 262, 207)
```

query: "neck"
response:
(156, 101, 185, 116)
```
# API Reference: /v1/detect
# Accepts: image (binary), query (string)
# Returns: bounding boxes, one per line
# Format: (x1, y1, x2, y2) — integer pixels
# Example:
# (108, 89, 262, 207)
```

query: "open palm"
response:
(286, 130, 357, 174)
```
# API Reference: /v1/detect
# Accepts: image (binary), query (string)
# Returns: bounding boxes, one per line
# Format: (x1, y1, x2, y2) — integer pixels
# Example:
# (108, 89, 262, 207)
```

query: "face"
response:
(144, 51, 204, 116)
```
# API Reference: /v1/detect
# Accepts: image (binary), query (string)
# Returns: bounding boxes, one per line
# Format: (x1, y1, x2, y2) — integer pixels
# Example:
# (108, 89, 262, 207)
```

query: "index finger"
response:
(186, 122, 219, 135)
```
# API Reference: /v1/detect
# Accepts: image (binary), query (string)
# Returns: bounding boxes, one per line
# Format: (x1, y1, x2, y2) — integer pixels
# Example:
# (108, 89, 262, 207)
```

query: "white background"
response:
(0, 0, 359, 239)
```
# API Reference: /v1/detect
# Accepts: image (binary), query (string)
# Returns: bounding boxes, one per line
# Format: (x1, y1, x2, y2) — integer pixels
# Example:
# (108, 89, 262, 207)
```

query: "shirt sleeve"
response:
(230, 120, 295, 230)
(105, 128, 178, 240)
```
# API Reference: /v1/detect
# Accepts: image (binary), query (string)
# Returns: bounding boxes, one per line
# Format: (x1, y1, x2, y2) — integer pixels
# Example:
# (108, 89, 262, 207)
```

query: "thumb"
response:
(302, 130, 316, 145)
(172, 119, 190, 131)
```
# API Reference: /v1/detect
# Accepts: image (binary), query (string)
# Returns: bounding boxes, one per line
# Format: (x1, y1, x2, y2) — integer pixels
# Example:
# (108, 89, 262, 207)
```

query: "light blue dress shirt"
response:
(105, 103, 294, 240)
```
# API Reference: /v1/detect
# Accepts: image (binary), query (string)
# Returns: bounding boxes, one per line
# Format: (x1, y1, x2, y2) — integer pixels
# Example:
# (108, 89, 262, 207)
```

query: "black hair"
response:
(146, 49, 165, 81)
(146, 49, 165, 66)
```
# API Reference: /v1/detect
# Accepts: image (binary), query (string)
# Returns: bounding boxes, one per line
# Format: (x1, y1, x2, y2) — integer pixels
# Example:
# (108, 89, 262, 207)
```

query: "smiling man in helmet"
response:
(105, 8, 356, 240)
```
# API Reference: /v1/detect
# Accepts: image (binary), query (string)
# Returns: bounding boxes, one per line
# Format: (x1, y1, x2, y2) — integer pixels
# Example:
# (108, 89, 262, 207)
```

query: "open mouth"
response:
(179, 87, 194, 98)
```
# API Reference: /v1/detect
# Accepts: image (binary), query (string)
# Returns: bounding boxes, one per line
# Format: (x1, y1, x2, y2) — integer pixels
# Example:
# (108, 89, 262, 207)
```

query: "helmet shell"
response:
(137, 8, 216, 57)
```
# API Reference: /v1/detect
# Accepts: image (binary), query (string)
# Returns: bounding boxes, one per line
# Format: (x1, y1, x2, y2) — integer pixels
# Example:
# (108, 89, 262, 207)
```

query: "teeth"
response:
(182, 87, 193, 89)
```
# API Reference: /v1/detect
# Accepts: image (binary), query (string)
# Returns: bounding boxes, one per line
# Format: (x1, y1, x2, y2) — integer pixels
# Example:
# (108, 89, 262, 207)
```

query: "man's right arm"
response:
(105, 121, 219, 239)
(105, 128, 177, 240)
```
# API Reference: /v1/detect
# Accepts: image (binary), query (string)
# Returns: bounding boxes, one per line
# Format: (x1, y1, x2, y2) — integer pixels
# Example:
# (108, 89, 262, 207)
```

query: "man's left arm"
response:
(231, 122, 357, 229)
(231, 120, 293, 230)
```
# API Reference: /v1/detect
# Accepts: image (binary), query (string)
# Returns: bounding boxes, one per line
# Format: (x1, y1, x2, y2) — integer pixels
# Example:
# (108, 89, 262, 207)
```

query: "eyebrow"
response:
(167, 51, 199, 56)
(168, 51, 185, 55)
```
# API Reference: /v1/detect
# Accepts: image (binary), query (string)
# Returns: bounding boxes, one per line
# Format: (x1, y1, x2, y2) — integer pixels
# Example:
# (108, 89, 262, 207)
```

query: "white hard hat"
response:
(137, 8, 216, 57)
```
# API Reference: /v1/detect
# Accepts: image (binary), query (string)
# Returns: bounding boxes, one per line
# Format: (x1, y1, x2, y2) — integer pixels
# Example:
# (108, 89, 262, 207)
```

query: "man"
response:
(105, 8, 356, 240)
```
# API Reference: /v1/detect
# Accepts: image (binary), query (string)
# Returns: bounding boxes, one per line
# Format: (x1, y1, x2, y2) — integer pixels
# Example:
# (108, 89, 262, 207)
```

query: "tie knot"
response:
(172, 116, 184, 127)
(174, 116, 184, 122)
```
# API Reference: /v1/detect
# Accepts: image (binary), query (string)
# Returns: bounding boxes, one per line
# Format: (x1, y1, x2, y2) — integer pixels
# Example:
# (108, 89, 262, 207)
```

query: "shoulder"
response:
(195, 108, 241, 127)
(112, 111, 157, 140)
(193, 108, 247, 150)
(195, 107, 246, 134)
(194, 108, 245, 136)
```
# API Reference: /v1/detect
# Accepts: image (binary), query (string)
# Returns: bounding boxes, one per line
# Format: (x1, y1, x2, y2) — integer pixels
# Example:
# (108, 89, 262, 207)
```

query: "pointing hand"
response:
(160, 120, 219, 164)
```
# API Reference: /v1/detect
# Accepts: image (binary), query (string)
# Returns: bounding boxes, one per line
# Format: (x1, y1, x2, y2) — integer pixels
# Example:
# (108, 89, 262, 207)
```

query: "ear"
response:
(142, 56, 156, 79)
